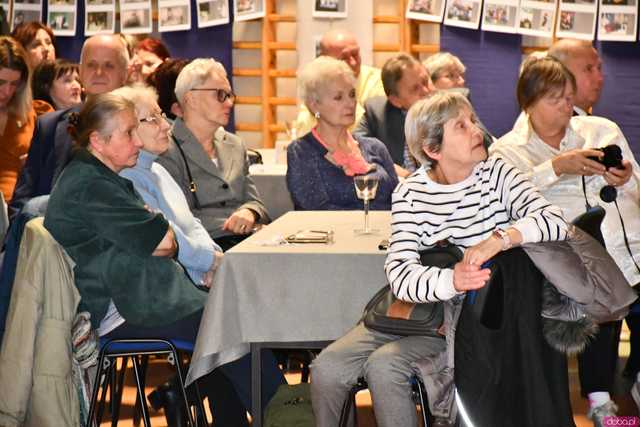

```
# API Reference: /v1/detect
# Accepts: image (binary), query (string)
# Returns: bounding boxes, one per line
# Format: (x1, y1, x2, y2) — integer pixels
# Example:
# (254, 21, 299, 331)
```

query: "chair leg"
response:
(87, 350, 112, 427)
(132, 355, 150, 427)
(414, 378, 430, 427)
(168, 347, 196, 427)
(131, 355, 153, 427)
(338, 383, 360, 427)
(111, 356, 129, 427)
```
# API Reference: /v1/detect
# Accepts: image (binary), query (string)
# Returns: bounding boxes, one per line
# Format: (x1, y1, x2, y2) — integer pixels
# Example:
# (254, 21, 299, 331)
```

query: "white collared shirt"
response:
(491, 114, 640, 285)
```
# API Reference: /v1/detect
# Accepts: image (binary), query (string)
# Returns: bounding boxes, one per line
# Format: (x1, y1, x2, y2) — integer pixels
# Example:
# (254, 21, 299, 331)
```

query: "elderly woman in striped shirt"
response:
(311, 91, 569, 427)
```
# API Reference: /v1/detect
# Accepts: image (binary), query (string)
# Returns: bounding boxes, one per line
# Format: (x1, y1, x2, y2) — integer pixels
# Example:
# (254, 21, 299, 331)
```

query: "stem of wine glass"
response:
(364, 198, 370, 233)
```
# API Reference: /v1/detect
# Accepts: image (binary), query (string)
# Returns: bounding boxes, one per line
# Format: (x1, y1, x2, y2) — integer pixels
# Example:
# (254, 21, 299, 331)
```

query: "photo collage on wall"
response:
(517, 0, 557, 37)
(11, 0, 42, 31)
(481, 0, 519, 33)
(47, 0, 76, 35)
(405, 0, 447, 23)
(598, 0, 638, 40)
(556, 0, 599, 39)
(312, 0, 347, 18)
(119, 0, 151, 34)
(197, 0, 228, 28)
(85, 0, 115, 35)
(233, 0, 264, 22)
(158, 0, 191, 32)
(445, 0, 483, 28)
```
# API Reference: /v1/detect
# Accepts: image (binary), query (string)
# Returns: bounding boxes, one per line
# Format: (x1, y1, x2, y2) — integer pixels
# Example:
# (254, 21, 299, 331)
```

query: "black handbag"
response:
(362, 243, 462, 337)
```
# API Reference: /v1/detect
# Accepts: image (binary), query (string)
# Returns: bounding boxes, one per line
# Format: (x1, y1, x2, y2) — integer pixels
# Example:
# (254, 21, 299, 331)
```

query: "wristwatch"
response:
(492, 228, 513, 251)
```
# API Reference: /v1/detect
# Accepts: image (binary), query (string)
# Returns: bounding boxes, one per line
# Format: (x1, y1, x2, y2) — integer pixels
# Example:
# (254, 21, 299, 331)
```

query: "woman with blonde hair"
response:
(0, 36, 52, 203)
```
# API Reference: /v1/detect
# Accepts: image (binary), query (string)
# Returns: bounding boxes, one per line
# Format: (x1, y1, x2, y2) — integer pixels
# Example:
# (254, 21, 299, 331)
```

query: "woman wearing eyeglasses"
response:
(157, 58, 268, 251)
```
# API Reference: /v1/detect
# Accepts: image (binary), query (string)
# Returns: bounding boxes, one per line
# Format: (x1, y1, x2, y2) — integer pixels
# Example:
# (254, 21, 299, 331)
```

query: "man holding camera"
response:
(491, 55, 640, 427)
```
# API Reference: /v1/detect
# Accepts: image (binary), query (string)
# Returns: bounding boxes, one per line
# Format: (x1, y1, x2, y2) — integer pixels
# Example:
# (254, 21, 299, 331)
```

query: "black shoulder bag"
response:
(362, 243, 462, 337)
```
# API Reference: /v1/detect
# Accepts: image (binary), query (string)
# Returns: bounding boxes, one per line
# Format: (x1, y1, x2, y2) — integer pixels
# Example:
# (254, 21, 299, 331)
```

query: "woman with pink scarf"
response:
(286, 56, 398, 210)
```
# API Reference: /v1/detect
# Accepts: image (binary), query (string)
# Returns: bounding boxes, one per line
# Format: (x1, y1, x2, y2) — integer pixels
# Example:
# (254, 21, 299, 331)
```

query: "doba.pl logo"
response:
(603, 416, 640, 426)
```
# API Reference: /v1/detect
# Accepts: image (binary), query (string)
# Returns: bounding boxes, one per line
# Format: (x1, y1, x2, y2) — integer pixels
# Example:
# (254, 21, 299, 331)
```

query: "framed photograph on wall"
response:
(597, 0, 637, 41)
(444, 0, 483, 29)
(312, 0, 347, 18)
(482, 1, 519, 33)
(406, 0, 446, 23)
(517, 0, 557, 38)
(11, 0, 42, 31)
(556, 0, 598, 39)
(233, 0, 264, 21)
(47, 0, 77, 35)
(197, 0, 229, 28)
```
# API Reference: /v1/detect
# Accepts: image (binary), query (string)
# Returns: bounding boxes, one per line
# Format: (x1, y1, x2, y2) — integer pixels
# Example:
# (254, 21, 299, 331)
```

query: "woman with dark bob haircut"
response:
(31, 59, 81, 110)
(11, 22, 56, 68)
(146, 57, 190, 120)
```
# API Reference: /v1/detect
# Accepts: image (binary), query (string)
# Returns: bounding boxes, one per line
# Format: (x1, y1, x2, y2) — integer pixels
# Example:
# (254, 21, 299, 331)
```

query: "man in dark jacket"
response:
(9, 34, 129, 219)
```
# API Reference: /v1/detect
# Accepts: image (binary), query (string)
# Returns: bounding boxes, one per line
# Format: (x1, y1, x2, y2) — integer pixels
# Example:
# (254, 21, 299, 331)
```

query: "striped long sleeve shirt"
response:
(384, 156, 568, 303)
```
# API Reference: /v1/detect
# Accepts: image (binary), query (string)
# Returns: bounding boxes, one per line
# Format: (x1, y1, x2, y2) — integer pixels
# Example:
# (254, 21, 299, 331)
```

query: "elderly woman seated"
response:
(422, 52, 466, 90)
(43, 93, 282, 427)
(311, 91, 570, 427)
(491, 56, 640, 424)
(286, 56, 398, 210)
(158, 58, 268, 251)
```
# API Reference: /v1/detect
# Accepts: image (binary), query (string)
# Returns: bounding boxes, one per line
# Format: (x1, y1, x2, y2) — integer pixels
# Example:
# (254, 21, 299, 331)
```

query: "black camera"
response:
(589, 145, 623, 169)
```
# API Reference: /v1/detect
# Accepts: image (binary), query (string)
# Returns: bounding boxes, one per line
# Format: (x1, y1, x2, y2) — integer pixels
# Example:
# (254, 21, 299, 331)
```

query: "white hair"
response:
(422, 52, 466, 82)
(174, 58, 228, 105)
(110, 84, 158, 114)
(297, 56, 355, 108)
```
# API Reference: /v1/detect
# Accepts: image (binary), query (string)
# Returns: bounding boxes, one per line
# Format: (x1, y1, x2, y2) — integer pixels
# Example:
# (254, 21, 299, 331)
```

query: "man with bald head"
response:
(548, 39, 604, 116)
(9, 34, 129, 218)
(294, 29, 385, 136)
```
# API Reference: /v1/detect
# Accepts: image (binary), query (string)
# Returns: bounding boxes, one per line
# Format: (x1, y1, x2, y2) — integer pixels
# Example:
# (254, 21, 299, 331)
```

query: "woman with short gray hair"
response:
(287, 56, 398, 210)
(422, 52, 466, 89)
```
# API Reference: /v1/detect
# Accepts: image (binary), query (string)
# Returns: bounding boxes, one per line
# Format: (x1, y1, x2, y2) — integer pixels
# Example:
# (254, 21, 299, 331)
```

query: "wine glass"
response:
(354, 173, 379, 234)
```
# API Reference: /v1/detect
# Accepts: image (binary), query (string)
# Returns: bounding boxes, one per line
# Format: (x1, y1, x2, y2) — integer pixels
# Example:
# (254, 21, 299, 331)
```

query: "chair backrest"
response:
(571, 206, 606, 247)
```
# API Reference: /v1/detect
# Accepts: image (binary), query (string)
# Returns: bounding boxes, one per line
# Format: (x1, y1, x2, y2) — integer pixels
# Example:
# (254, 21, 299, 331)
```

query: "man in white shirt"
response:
(548, 39, 603, 117)
(294, 29, 385, 137)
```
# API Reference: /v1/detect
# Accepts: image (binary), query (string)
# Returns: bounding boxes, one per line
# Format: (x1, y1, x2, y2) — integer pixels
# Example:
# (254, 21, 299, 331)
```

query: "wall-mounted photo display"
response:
(48, 0, 77, 36)
(118, 0, 151, 34)
(556, 0, 598, 39)
(85, 0, 115, 35)
(233, 0, 264, 21)
(197, 0, 229, 28)
(11, 0, 42, 31)
(312, 0, 347, 18)
(517, 0, 557, 37)
(158, 0, 191, 31)
(481, 0, 519, 32)
(444, 0, 483, 29)
(405, 0, 446, 23)
(597, 0, 638, 40)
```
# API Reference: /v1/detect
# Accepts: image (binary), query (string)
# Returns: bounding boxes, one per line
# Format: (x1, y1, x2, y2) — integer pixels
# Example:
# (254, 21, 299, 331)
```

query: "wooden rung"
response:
(269, 124, 286, 132)
(235, 123, 261, 132)
(268, 97, 296, 106)
(235, 96, 261, 105)
(373, 43, 401, 52)
(410, 44, 439, 53)
(522, 46, 550, 54)
(373, 15, 401, 23)
(268, 69, 296, 78)
(268, 41, 296, 50)
(233, 41, 262, 50)
(233, 68, 261, 77)
(268, 13, 295, 22)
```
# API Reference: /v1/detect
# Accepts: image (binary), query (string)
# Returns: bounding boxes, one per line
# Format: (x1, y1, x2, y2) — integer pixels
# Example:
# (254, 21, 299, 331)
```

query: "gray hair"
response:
(422, 52, 466, 82)
(405, 91, 474, 166)
(111, 84, 158, 115)
(174, 58, 228, 105)
(297, 56, 355, 108)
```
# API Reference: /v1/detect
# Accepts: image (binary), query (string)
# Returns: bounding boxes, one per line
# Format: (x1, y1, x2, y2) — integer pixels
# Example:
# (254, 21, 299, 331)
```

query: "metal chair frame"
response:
(86, 338, 206, 427)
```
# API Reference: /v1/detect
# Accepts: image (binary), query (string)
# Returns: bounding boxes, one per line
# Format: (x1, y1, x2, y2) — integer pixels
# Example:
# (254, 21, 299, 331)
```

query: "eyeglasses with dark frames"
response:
(191, 88, 236, 103)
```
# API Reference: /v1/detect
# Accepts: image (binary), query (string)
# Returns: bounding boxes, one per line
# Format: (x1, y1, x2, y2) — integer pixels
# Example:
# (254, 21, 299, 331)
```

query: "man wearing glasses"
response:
(158, 58, 269, 251)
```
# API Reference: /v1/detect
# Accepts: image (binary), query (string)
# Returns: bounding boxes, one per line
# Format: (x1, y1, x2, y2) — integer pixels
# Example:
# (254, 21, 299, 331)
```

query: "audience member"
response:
(294, 29, 385, 136)
(11, 22, 55, 68)
(548, 39, 603, 117)
(31, 59, 81, 110)
(9, 34, 129, 219)
(0, 37, 52, 203)
(491, 56, 640, 425)
(129, 37, 170, 83)
(423, 52, 466, 90)
(43, 92, 282, 427)
(158, 58, 268, 251)
(287, 56, 398, 211)
(355, 53, 434, 177)
(146, 57, 190, 120)
(311, 91, 569, 427)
